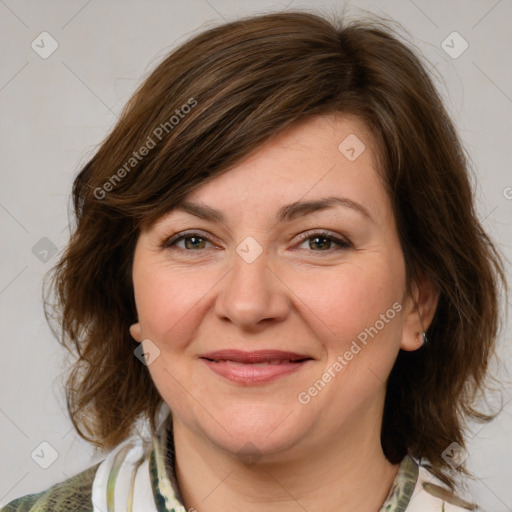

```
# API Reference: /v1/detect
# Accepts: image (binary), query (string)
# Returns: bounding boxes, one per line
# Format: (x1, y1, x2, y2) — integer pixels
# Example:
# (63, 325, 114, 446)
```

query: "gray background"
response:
(0, 0, 511, 510)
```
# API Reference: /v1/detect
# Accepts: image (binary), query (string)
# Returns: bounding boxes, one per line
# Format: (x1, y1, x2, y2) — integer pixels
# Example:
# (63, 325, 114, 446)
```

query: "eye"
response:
(162, 231, 216, 251)
(162, 229, 352, 253)
(296, 230, 352, 253)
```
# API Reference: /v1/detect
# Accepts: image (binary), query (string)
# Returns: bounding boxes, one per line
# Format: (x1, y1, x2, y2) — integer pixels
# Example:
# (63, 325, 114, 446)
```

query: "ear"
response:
(400, 270, 439, 351)
(129, 322, 143, 343)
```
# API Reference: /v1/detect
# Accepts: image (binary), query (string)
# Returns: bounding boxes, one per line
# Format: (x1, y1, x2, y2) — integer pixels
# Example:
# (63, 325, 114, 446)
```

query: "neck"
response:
(172, 408, 400, 512)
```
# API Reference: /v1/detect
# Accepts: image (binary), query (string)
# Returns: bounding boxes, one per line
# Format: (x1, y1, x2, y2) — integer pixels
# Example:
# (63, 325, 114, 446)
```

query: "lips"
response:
(200, 349, 312, 364)
(199, 350, 313, 385)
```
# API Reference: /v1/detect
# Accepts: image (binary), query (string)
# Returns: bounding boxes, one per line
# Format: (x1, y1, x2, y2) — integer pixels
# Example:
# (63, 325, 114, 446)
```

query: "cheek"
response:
(296, 265, 403, 403)
(329, 262, 405, 386)
(287, 258, 404, 345)
(133, 262, 217, 347)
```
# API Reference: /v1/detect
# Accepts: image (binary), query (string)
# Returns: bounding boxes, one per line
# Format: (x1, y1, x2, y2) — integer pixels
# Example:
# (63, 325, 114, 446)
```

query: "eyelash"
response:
(161, 229, 352, 254)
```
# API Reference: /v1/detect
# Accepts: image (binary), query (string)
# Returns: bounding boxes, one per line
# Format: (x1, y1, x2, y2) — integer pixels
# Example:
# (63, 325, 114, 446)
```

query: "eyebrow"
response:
(173, 196, 373, 223)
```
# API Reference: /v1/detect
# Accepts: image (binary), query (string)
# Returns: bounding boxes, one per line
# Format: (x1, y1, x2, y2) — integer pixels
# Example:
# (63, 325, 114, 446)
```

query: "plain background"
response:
(0, 0, 511, 510)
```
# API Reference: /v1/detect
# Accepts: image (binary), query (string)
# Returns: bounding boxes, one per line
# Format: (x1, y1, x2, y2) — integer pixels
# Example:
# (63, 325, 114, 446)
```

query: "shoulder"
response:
(0, 463, 100, 512)
(406, 464, 483, 511)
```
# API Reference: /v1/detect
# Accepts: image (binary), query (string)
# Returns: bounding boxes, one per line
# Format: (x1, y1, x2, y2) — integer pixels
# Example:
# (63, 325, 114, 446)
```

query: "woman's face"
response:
(130, 114, 426, 461)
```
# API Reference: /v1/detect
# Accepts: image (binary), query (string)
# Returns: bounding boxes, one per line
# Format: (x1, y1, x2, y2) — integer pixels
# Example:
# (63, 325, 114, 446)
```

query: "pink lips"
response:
(200, 349, 313, 385)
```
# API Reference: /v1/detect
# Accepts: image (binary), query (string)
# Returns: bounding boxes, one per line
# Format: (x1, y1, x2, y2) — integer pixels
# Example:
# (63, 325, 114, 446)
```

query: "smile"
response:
(199, 350, 313, 385)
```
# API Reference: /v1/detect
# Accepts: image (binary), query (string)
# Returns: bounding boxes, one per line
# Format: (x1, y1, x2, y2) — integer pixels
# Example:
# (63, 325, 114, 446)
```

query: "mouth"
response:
(199, 350, 313, 385)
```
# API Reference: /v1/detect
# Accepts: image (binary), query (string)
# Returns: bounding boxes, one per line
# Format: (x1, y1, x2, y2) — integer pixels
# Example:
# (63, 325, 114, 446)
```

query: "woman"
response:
(2, 10, 505, 512)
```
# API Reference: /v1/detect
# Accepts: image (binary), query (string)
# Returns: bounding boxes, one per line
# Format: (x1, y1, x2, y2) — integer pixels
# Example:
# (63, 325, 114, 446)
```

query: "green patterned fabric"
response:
(1, 464, 99, 512)
(380, 455, 418, 511)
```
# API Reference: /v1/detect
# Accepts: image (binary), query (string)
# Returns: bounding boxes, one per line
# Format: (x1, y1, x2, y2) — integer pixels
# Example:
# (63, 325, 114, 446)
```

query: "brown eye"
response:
(309, 236, 332, 251)
(182, 236, 207, 250)
(297, 231, 352, 252)
(163, 231, 215, 251)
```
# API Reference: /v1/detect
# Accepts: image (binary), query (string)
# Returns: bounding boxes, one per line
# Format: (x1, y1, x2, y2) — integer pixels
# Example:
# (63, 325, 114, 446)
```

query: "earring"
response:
(416, 331, 428, 346)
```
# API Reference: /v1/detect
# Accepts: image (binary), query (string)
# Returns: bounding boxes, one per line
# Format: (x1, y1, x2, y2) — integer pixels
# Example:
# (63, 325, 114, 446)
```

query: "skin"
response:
(130, 114, 439, 512)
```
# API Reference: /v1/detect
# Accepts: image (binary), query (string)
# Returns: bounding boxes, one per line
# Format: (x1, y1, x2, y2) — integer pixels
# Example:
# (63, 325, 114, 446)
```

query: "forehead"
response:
(170, 114, 388, 224)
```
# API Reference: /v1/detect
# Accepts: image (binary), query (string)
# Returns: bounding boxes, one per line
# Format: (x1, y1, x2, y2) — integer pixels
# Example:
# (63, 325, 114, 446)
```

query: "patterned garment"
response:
(1, 413, 481, 511)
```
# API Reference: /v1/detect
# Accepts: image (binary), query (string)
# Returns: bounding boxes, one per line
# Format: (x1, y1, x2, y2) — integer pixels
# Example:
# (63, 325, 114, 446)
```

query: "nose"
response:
(214, 247, 290, 330)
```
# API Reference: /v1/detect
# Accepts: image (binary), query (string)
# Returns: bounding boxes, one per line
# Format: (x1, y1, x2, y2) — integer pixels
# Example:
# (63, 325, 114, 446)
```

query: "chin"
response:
(195, 404, 312, 461)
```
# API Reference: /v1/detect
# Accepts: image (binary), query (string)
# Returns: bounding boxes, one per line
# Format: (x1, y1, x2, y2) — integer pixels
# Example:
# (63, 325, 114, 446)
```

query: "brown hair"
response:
(45, 10, 506, 492)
